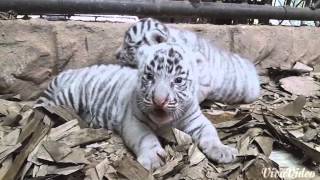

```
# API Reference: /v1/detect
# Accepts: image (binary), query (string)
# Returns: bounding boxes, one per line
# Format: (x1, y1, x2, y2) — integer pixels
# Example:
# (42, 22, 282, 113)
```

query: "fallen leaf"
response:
(274, 96, 306, 117)
(254, 136, 274, 157)
(42, 141, 73, 162)
(157, 126, 177, 144)
(116, 156, 154, 180)
(292, 62, 313, 73)
(3, 112, 50, 180)
(153, 153, 183, 178)
(0, 156, 12, 180)
(58, 128, 110, 147)
(48, 119, 80, 141)
(172, 129, 192, 146)
(280, 76, 320, 97)
(203, 109, 237, 124)
(188, 144, 205, 166)
(302, 128, 318, 142)
(0, 128, 21, 146)
(35, 164, 84, 177)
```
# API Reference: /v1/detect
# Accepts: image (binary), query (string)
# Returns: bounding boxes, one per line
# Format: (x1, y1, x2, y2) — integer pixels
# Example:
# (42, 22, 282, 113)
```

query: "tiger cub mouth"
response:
(149, 108, 173, 126)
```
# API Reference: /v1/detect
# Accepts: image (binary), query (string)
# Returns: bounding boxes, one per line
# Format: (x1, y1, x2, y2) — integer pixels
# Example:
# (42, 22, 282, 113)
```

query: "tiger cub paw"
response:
(206, 144, 238, 164)
(137, 146, 166, 170)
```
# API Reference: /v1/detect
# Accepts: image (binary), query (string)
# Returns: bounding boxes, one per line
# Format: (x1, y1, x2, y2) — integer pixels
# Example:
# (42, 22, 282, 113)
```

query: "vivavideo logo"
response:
(262, 167, 316, 179)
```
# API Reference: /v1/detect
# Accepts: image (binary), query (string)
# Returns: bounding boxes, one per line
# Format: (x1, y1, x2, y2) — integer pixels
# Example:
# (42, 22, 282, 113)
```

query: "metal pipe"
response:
(0, 0, 320, 21)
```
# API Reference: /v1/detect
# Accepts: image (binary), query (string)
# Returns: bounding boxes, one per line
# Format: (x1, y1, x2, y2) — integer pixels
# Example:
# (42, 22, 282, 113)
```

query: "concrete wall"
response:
(0, 19, 319, 85)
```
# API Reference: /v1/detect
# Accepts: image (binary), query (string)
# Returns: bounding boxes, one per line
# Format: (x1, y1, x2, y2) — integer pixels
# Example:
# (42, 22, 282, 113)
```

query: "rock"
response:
(1, 19, 320, 86)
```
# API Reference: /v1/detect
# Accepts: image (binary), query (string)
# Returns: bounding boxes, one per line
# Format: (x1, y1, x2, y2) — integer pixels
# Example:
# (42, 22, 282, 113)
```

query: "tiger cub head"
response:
(135, 43, 199, 127)
(115, 18, 169, 67)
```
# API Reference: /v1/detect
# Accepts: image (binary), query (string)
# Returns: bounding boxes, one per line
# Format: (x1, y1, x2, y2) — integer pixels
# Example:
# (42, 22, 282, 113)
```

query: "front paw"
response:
(137, 146, 166, 170)
(205, 144, 238, 164)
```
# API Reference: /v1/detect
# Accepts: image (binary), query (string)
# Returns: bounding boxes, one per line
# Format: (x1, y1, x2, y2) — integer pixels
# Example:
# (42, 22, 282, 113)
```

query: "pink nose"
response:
(153, 96, 168, 108)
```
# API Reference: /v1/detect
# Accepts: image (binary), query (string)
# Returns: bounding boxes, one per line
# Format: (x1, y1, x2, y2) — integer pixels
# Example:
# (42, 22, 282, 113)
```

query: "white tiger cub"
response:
(116, 18, 260, 104)
(36, 43, 238, 170)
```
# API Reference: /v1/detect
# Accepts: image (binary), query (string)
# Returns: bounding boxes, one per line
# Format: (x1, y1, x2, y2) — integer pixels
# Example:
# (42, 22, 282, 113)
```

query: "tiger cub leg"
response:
(178, 110, 238, 163)
(121, 117, 166, 170)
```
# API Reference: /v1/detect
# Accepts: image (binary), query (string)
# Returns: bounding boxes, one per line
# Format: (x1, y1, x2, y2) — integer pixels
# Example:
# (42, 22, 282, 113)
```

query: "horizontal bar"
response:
(0, 0, 320, 20)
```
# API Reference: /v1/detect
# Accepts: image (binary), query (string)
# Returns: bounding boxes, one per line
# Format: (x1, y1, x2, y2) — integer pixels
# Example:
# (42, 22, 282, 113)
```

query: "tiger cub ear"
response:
(145, 29, 168, 45)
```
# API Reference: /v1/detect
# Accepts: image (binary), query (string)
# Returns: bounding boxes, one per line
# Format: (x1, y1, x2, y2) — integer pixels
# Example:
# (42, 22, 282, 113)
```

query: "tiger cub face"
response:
(136, 43, 198, 126)
(115, 18, 169, 67)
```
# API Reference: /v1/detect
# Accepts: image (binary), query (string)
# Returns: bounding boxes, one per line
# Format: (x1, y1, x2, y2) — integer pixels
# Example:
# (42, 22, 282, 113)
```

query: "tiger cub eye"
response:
(146, 73, 154, 81)
(174, 77, 183, 84)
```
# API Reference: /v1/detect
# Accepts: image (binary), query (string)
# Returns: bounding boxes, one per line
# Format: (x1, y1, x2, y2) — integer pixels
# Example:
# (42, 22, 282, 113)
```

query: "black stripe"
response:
(78, 86, 84, 112)
(41, 91, 52, 100)
(119, 103, 130, 133)
(187, 113, 201, 126)
(53, 77, 58, 87)
(61, 90, 69, 106)
(141, 21, 145, 33)
(188, 123, 207, 135)
(36, 99, 44, 104)
(106, 81, 123, 121)
(95, 70, 120, 119)
(108, 75, 131, 122)
(136, 132, 151, 149)
(143, 36, 150, 46)
(181, 107, 199, 122)
(68, 87, 75, 109)
(101, 81, 119, 124)
(125, 31, 133, 44)
(132, 25, 137, 34)
(147, 19, 151, 30)
(56, 94, 64, 105)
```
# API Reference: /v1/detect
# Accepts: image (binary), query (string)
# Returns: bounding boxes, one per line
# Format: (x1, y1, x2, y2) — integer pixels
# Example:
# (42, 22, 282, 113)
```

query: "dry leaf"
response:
(48, 119, 80, 141)
(153, 153, 183, 178)
(157, 127, 177, 144)
(203, 109, 237, 124)
(42, 141, 73, 162)
(116, 156, 154, 180)
(274, 96, 306, 117)
(302, 128, 318, 142)
(0, 156, 12, 180)
(172, 129, 192, 146)
(188, 144, 205, 166)
(280, 76, 320, 97)
(254, 136, 274, 157)
(58, 128, 110, 147)
(292, 62, 313, 73)
(35, 164, 84, 177)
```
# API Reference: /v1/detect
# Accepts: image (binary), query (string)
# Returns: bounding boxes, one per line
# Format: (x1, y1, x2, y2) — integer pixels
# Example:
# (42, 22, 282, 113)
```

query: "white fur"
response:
(36, 44, 238, 170)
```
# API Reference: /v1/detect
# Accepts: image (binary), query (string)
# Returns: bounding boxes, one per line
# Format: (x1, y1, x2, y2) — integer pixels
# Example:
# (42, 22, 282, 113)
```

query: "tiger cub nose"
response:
(152, 95, 169, 108)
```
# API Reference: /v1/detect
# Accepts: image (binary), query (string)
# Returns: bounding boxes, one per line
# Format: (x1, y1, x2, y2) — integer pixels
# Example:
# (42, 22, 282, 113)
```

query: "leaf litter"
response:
(0, 62, 319, 179)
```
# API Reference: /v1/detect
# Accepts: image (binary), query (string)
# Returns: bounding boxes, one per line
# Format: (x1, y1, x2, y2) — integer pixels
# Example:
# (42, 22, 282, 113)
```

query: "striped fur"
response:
(36, 44, 238, 170)
(116, 18, 260, 104)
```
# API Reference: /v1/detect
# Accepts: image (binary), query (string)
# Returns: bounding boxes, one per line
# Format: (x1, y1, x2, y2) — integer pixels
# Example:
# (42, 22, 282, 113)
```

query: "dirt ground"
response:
(0, 19, 319, 180)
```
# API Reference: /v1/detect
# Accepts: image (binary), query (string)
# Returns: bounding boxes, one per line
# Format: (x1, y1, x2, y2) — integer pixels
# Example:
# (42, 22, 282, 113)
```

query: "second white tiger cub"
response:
(36, 44, 238, 170)
(116, 18, 260, 104)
